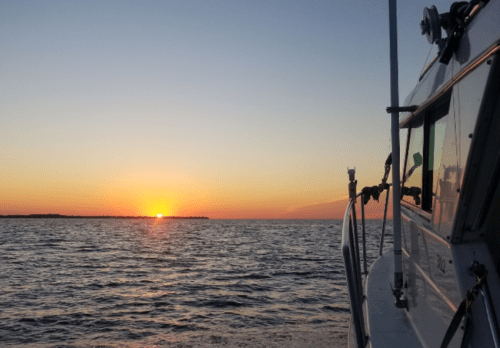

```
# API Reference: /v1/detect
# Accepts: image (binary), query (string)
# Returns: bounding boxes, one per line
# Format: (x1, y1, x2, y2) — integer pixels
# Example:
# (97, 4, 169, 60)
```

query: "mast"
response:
(388, 0, 405, 306)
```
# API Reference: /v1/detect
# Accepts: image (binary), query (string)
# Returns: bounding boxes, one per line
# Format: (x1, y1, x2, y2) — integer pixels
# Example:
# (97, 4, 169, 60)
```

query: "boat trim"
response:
(400, 41, 500, 128)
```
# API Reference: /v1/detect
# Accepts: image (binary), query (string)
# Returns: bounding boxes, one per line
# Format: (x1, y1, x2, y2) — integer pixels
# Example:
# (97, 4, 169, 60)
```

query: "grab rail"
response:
(342, 193, 367, 348)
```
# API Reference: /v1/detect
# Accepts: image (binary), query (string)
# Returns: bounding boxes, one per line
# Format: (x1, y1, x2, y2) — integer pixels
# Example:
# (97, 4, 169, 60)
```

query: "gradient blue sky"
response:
(0, 1, 452, 217)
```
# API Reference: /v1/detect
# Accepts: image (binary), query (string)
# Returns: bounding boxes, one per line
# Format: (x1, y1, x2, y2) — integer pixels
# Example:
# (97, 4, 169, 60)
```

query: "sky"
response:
(0, 0, 454, 218)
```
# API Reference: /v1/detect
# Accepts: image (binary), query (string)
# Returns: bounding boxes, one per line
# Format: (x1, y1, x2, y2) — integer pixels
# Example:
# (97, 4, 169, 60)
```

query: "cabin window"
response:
(402, 95, 450, 212)
(403, 121, 424, 208)
(400, 128, 409, 177)
(429, 117, 447, 210)
(431, 61, 489, 237)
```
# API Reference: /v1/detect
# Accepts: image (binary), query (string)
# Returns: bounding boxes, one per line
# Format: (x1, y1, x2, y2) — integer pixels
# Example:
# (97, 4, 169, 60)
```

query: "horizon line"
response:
(0, 214, 209, 219)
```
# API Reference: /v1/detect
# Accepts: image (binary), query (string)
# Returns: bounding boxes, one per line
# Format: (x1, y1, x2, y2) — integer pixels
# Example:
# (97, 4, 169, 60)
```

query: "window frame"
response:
(401, 94, 451, 213)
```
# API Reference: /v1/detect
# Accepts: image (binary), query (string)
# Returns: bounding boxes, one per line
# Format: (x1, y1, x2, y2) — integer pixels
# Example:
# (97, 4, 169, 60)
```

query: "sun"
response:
(156, 213, 163, 218)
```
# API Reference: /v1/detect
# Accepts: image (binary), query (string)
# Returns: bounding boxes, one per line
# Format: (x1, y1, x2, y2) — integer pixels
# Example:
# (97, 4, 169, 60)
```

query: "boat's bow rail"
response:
(342, 193, 367, 348)
(341, 169, 391, 348)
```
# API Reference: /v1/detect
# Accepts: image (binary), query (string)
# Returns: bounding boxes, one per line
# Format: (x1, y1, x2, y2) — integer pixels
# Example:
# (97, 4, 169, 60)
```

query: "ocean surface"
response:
(0, 219, 393, 347)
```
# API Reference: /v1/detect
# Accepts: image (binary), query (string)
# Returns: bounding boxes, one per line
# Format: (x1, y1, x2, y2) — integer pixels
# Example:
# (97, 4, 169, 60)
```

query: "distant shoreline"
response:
(0, 214, 209, 219)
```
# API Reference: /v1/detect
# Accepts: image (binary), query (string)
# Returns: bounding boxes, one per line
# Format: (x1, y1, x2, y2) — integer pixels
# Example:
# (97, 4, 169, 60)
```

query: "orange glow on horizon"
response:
(0, 152, 391, 219)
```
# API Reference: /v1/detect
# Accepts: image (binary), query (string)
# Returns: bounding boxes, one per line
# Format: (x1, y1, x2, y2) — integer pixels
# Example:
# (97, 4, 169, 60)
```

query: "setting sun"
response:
(156, 214, 163, 218)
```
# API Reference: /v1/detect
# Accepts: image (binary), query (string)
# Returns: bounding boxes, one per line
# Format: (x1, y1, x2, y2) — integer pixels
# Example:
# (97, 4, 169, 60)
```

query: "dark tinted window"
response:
(403, 122, 423, 207)
(402, 96, 450, 212)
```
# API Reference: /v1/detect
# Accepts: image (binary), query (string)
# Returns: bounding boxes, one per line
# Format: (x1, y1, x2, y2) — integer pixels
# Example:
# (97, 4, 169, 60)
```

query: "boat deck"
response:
(361, 250, 424, 348)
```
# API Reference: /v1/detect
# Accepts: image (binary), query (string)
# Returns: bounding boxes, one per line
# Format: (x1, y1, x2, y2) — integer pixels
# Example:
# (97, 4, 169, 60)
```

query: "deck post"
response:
(379, 185, 390, 256)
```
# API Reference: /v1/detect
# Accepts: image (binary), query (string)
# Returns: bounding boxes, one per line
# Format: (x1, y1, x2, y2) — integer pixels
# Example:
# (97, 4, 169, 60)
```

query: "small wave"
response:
(171, 323, 207, 332)
(129, 301, 149, 307)
(203, 299, 245, 308)
(1, 218, 354, 346)
(90, 319, 120, 327)
(105, 281, 136, 288)
(239, 273, 270, 280)
(76, 247, 100, 253)
(271, 271, 313, 277)
(86, 282, 104, 289)
(153, 301, 172, 308)
(323, 304, 350, 313)
(296, 297, 320, 304)
(19, 317, 37, 323)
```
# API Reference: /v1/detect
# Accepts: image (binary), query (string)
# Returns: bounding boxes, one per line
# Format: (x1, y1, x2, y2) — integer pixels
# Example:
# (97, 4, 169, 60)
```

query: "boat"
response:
(342, 1, 500, 347)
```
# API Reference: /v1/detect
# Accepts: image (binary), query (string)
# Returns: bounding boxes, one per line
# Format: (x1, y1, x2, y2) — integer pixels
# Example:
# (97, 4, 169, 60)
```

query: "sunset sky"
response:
(1, 1, 451, 218)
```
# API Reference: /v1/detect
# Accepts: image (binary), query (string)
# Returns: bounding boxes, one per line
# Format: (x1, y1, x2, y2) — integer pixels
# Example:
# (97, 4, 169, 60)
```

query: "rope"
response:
(440, 261, 488, 348)
(420, 45, 435, 77)
(360, 153, 392, 205)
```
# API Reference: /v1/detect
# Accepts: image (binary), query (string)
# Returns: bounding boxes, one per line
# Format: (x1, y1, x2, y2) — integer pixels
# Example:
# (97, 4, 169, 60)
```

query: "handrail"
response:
(360, 196, 368, 275)
(342, 182, 391, 347)
(342, 194, 367, 348)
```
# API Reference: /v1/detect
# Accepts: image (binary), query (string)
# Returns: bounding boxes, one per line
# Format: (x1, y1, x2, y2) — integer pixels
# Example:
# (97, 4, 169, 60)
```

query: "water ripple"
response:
(0, 219, 392, 347)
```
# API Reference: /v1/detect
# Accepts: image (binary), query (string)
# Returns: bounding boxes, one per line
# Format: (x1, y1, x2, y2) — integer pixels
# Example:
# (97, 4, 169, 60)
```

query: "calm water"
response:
(0, 219, 392, 347)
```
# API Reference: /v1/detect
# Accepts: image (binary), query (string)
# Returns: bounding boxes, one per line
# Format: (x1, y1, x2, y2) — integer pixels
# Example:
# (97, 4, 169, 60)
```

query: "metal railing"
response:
(341, 180, 391, 348)
(342, 193, 367, 348)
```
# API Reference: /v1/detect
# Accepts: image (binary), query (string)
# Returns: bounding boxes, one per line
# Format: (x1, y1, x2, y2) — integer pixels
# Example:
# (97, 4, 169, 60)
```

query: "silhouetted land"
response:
(0, 214, 208, 219)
